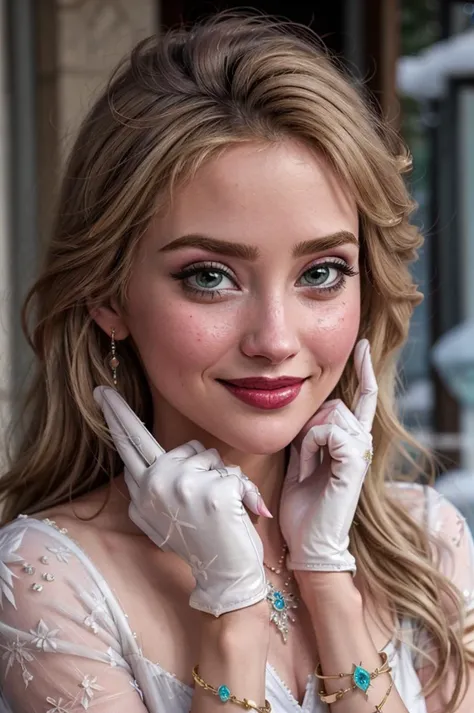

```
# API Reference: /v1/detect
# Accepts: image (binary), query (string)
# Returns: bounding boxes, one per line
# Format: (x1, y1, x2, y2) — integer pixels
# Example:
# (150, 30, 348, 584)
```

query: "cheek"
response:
(305, 298, 361, 367)
(126, 292, 238, 375)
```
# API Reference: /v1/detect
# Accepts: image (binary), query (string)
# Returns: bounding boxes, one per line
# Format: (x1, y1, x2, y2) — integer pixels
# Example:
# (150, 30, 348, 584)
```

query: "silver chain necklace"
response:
(263, 543, 298, 643)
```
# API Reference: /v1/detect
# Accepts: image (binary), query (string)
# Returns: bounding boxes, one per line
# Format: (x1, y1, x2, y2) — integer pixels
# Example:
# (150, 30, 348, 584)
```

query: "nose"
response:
(239, 299, 300, 365)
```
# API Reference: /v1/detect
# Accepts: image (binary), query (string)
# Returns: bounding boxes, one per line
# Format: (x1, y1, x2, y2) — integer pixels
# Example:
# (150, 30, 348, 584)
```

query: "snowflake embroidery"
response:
(83, 592, 107, 634)
(130, 679, 144, 700)
(160, 506, 196, 551)
(22, 667, 34, 686)
(0, 636, 34, 686)
(79, 674, 104, 709)
(0, 527, 26, 608)
(46, 545, 72, 564)
(106, 646, 119, 667)
(45, 697, 72, 713)
(83, 615, 99, 634)
(189, 553, 218, 581)
(30, 619, 60, 651)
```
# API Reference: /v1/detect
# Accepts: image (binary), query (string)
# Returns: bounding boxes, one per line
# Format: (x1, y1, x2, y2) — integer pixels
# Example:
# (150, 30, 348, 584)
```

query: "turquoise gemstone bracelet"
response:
(315, 651, 392, 705)
(192, 665, 272, 712)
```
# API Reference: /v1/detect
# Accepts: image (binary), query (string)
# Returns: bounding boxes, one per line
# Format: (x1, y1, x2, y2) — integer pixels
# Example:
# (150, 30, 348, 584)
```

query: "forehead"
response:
(155, 139, 358, 247)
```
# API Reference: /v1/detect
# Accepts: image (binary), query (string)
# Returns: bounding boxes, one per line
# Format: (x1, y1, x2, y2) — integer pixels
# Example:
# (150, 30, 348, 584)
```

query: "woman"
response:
(0, 11, 472, 713)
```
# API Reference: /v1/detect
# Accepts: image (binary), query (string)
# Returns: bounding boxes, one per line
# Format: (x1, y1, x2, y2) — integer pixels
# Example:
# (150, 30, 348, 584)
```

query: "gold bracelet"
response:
(375, 677, 394, 712)
(315, 652, 391, 701)
(318, 681, 357, 705)
(318, 665, 392, 705)
(192, 665, 272, 712)
(315, 651, 389, 681)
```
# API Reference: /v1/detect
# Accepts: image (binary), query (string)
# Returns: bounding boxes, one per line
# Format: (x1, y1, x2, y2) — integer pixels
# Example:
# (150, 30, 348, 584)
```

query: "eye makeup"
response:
(170, 257, 359, 300)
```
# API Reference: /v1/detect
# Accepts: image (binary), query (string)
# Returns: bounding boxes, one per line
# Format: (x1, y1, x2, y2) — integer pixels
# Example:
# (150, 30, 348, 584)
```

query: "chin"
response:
(206, 417, 304, 455)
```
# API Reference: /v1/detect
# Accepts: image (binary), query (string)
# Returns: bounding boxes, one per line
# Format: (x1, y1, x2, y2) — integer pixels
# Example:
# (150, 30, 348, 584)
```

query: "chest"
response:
(82, 530, 394, 705)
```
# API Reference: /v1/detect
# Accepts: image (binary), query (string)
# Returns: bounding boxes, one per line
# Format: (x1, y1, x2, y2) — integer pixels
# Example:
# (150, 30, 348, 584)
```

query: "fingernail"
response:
(257, 500, 273, 518)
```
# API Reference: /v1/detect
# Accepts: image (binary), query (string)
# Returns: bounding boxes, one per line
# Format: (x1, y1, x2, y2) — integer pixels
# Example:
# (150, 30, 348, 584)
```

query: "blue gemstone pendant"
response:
(218, 685, 231, 702)
(266, 581, 298, 644)
(353, 665, 371, 693)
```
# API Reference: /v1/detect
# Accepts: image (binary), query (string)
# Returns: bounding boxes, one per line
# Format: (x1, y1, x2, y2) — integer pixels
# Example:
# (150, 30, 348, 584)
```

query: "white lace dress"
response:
(0, 483, 473, 713)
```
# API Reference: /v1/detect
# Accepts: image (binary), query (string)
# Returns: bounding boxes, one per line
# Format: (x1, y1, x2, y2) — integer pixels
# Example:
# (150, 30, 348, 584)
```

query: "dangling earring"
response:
(109, 329, 120, 386)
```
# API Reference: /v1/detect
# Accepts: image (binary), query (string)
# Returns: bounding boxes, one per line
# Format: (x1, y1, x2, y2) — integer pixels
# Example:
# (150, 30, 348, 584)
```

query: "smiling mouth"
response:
(217, 377, 307, 410)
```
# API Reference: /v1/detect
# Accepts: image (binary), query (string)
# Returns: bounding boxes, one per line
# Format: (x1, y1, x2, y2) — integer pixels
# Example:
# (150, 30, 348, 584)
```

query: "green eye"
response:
(193, 270, 224, 289)
(170, 261, 237, 297)
(300, 264, 340, 287)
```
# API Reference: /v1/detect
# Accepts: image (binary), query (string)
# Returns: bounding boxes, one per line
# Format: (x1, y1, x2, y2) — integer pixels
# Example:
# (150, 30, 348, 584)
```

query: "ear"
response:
(88, 301, 130, 340)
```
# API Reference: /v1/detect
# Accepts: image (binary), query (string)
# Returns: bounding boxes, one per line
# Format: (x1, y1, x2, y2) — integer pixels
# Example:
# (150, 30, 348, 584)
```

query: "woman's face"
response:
(111, 139, 361, 453)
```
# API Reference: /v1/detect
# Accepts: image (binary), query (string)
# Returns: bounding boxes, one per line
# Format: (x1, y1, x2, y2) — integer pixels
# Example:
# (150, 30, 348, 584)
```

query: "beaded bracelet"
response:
(192, 665, 272, 712)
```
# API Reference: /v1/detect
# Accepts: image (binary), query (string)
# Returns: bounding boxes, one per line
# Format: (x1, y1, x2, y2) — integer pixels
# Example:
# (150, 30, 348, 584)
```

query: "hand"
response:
(93, 387, 271, 617)
(280, 339, 377, 574)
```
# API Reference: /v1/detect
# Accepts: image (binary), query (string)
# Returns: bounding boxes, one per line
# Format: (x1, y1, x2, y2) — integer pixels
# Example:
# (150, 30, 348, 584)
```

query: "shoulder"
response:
(0, 515, 109, 612)
(386, 481, 466, 537)
(386, 481, 474, 602)
(0, 516, 150, 711)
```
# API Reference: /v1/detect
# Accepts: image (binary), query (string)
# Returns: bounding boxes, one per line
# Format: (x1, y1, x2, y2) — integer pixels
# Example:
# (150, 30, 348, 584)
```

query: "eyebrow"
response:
(159, 230, 358, 260)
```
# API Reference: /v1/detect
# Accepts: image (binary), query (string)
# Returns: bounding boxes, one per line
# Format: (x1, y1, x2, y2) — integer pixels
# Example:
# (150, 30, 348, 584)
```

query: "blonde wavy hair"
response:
(1, 11, 472, 709)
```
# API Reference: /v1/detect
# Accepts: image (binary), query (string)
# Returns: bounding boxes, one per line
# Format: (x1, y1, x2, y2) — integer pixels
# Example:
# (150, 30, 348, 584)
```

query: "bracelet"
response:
(315, 650, 389, 681)
(318, 666, 393, 705)
(316, 652, 391, 703)
(192, 665, 272, 712)
(375, 677, 394, 712)
(318, 681, 357, 705)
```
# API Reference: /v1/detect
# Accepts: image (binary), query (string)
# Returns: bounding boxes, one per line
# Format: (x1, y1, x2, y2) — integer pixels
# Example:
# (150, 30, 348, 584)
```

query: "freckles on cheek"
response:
(308, 301, 361, 363)
(138, 301, 237, 370)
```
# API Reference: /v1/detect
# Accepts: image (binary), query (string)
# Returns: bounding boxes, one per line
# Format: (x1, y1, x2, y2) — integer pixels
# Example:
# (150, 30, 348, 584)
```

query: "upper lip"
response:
(219, 376, 306, 389)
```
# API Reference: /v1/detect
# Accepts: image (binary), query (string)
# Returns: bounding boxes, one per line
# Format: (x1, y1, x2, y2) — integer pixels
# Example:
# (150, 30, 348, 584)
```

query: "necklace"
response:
(263, 543, 298, 643)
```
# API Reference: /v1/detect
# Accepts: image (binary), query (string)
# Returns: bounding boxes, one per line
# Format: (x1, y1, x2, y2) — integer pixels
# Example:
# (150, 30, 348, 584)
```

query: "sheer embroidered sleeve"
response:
(392, 484, 474, 712)
(425, 485, 474, 613)
(0, 518, 149, 712)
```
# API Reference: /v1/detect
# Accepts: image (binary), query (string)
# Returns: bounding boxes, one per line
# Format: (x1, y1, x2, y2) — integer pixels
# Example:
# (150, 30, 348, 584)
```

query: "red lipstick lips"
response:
(218, 376, 306, 410)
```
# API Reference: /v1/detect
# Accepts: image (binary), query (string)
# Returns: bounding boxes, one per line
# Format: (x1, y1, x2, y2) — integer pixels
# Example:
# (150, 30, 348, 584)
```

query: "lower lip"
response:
(220, 382, 304, 410)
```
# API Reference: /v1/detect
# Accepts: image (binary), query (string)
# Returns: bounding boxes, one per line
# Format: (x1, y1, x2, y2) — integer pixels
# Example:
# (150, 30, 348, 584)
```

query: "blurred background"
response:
(0, 0, 473, 510)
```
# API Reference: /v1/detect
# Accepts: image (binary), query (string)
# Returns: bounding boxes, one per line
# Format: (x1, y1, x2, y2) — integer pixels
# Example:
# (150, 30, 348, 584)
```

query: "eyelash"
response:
(170, 259, 358, 299)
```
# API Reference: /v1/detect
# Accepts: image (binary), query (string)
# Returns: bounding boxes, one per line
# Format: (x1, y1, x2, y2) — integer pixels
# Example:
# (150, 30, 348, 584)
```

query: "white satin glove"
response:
(94, 386, 270, 617)
(280, 339, 377, 574)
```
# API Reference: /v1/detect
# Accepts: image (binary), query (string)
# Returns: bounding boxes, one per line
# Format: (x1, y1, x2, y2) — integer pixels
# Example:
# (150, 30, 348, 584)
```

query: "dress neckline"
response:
(11, 514, 397, 712)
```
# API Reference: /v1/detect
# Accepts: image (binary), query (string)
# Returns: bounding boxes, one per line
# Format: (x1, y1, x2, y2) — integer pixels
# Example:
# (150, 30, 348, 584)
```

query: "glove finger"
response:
(94, 386, 163, 478)
(167, 440, 206, 460)
(294, 401, 337, 449)
(185, 447, 225, 472)
(327, 402, 362, 436)
(299, 423, 354, 482)
(239, 476, 272, 518)
(353, 340, 378, 432)
(299, 424, 330, 482)
(294, 399, 350, 450)
(300, 422, 370, 483)
(124, 467, 141, 501)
